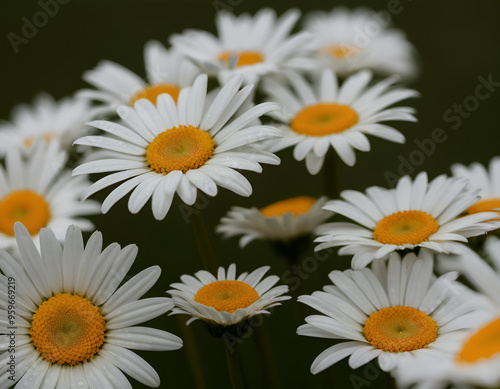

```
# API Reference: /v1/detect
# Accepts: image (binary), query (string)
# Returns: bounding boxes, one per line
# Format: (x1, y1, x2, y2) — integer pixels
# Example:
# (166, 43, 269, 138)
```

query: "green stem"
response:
(322, 149, 339, 199)
(253, 326, 281, 389)
(176, 317, 207, 389)
(224, 340, 246, 389)
(188, 201, 218, 273)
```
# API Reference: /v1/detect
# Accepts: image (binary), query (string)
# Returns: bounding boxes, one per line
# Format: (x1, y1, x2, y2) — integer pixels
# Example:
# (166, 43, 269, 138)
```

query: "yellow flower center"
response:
(373, 210, 439, 245)
(130, 83, 181, 106)
(260, 196, 316, 218)
(218, 51, 264, 67)
(465, 198, 500, 216)
(23, 132, 57, 148)
(146, 125, 214, 174)
(30, 293, 105, 366)
(0, 190, 51, 236)
(194, 280, 260, 314)
(291, 103, 359, 136)
(364, 306, 438, 353)
(456, 316, 500, 364)
(323, 44, 362, 59)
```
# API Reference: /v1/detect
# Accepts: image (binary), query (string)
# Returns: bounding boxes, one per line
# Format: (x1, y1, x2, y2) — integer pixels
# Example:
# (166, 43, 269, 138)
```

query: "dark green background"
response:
(1, 1, 500, 388)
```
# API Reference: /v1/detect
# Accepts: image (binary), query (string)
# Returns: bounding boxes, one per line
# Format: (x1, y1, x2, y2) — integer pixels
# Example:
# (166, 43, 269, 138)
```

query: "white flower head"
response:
(0, 223, 182, 388)
(170, 8, 314, 86)
(262, 69, 418, 174)
(315, 172, 499, 269)
(304, 7, 418, 79)
(0, 139, 99, 251)
(0, 93, 91, 156)
(217, 196, 331, 247)
(73, 74, 282, 220)
(298, 250, 491, 375)
(79, 41, 202, 118)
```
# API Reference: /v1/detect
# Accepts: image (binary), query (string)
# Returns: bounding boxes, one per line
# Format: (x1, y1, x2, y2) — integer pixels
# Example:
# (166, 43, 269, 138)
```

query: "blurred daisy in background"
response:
(217, 196, 331, 247)
(304, 7, 417, 79)
(298, 250, 490, 375)
(0, 140, 99, 250)
(73, 74, 282, 220)
(168, 263, 290, 327)
(262, 69, 418, 174)
(0, 93, 91, 156)
(0, 223, 182, 388)
(170, 8, 314, 86)
(79, 41, 201, 117)
(315, 172, 499, 269)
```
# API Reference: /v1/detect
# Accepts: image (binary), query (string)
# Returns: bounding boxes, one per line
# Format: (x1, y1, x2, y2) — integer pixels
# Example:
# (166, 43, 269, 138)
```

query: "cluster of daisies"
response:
(1, 6, 500, 389)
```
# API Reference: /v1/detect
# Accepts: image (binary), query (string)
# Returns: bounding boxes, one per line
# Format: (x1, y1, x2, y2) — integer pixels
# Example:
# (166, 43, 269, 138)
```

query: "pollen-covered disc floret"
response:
(217, 197, 331, 247)
(130, 83, 181, 105)
(169, 264, 290, 326)
(456, 316, 500, 364)
(291, 104, 359, 136)
(315, 172, 500, 269)
(298, 250, 485, 374)
(146, 125, 214, 174)
(30, 294, 105, 365)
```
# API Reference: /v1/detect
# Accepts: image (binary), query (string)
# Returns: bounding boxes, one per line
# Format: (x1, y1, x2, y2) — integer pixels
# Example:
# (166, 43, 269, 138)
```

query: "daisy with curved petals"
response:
(0, 93, 90, 155)
(0, 139, 99, 250)
(298, 250, 490, 375)
(170, 8, 314, 85)
(79, 41, 201, 117)
(0, 223, 182, 388)
(168, 263, 290, 327)
(262, 69, 418, 174)
(315, 172, 499, 269)
(217, 196, 331, 247)
(451, 157, 500, 218)
(303, 7, 417, 79)
(73, 74, 282, 220)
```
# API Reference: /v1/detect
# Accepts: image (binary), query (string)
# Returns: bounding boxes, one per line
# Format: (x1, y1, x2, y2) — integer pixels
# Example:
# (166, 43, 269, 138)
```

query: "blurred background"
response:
(1, 0, 500, 388)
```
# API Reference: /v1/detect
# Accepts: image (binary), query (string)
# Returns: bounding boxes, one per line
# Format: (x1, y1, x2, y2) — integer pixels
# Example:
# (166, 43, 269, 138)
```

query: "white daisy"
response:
(0, 223, 182, 388)
(169, 8, 314, 86)
(78, 40, 201, 117)
(451, 157, 500, 217)
(168, 263, 290, 326)
(262, 69, 418, 174)
(73, 74, 282, 220)
(303, 7, 417, 79)
(315, 172, 499, 269)
(0, 139, 99, 250)
(298, 250, 490, 375)
(0, 93, 91, 155)
(217, 196, 331, 247)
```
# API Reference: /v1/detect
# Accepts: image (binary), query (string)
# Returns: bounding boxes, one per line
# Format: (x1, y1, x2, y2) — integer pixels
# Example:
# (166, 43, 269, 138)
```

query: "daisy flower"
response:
(0, 93, 90, 155)
(0, 139, 99, 250)
(298, 250, 489, 375)
(168, 263, 290, 327)
(73, 74, 282, 220)
(262, 69, 418, 174)
(0, 223, 182, 388)
(170, 8, 314, 86)
(303, 7, 417, 79)
(217, 196, 331, 247)
(79, 40, 201, 117)
(451, 157, 500, 217)
(315, 172, 499, 269)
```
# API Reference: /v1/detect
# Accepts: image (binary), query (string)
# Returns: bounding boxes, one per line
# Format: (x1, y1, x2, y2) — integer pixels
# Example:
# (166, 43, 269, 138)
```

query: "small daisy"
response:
(0, 223, 182, 388)
(303, 7, 417, 79)
(451, 157, 500, 217)
(0, 93, 91, 155)
(298, 250, 489, 375)
(315, 172, 499, 269)
(217, 196, 331, 247)
(262, 69, 418, 174)
(79, 40, 201, 117)
(170, 8, 314, 86)
(73, 74, 282, 220)
(168, 263, 290, 327)
(0, 139, 99, 250)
